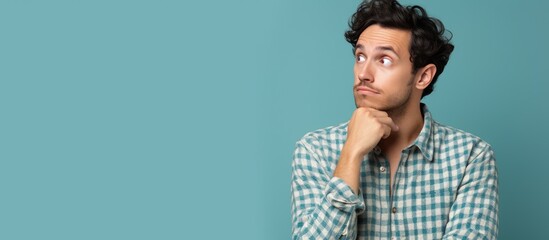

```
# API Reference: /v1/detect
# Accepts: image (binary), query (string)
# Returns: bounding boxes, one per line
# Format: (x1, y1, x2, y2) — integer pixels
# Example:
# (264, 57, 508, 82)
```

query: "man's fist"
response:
(343, 107, 399, 159)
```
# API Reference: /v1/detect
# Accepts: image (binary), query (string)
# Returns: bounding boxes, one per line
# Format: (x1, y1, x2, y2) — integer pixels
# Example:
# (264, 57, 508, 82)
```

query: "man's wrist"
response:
(340, 145, 368, 165)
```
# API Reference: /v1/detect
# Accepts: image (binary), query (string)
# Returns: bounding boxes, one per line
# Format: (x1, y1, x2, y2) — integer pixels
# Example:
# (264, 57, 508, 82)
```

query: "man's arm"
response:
(335, 107, 399, 193)
(291, 139, 365, 240)
(442, 143, 499, 239)
(291, 108, 398, 239)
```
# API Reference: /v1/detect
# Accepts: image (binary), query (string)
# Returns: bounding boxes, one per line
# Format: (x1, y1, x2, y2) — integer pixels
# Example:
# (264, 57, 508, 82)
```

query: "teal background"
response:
(1, 0, 547, 239)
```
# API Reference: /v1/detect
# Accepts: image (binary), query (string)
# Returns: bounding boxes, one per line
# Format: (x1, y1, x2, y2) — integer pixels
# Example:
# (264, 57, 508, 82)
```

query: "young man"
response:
(290, 0, 498, 239)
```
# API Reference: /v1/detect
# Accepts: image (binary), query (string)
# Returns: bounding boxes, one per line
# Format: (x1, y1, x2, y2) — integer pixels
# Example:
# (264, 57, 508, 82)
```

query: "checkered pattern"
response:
(291, 105, 498, 239)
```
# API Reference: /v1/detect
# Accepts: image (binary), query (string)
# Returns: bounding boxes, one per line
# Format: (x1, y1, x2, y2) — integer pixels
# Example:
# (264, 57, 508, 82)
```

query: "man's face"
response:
(353, 24, 417, 113)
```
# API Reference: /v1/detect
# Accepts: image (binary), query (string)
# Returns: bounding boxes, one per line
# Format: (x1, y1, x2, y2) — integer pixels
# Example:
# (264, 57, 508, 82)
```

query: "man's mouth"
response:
(356, 86, 380, 94)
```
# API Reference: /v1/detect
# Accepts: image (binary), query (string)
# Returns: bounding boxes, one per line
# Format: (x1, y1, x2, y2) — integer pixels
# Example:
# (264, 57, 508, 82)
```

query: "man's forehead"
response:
(356, 25, 411, 53)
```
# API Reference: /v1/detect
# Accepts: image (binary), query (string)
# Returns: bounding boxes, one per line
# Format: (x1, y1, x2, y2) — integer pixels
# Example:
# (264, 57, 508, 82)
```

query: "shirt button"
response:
(380, 166, 386, 172)
(374, 146, 381, 155)
(392, 207, 397, 213)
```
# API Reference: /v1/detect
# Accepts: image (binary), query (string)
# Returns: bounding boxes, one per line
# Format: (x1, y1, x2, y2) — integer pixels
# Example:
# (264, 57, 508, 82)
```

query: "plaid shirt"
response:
(291, 105, 498, 239)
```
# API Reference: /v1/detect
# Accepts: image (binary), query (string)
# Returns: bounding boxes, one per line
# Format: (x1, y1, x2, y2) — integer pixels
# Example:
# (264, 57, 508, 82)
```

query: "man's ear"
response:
(415, 64, 437, 90)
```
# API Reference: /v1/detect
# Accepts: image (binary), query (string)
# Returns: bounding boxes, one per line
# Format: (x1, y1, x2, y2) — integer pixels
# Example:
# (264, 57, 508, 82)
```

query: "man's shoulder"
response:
(431, 120, 493, 154)
(297, 121, 349, 146)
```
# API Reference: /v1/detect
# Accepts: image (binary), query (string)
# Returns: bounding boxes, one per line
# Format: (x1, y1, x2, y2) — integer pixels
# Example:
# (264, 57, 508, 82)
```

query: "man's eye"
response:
(356, 55, 366, 62)
(380, 58, 393, 66)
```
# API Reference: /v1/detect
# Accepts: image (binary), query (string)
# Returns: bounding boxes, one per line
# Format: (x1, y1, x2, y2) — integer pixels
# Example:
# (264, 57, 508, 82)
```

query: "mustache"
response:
(353, 82, 381, 93)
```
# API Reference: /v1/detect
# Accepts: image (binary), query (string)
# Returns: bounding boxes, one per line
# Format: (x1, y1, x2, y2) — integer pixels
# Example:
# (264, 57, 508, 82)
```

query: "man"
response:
(290, 0, 498, 239)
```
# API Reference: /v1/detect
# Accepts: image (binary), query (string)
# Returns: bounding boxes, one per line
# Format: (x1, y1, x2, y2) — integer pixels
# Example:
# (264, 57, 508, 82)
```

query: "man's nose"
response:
(357, 61, 374, 83)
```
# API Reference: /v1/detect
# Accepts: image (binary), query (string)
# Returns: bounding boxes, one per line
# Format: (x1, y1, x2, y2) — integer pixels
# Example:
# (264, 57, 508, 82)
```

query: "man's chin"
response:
(355, 99, 378, 109)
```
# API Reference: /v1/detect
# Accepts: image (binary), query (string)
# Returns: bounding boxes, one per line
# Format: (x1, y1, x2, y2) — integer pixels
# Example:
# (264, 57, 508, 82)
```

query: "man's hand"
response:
(334, 107, 399, 194)
(343, 107, 399, 158)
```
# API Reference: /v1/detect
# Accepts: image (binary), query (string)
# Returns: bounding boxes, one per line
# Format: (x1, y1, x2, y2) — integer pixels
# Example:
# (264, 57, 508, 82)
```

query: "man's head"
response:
(345, 0, 454, 111)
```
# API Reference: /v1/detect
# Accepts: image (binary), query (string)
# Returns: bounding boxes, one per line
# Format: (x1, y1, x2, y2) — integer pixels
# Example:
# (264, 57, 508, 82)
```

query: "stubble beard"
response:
(353, 78, 415, 117)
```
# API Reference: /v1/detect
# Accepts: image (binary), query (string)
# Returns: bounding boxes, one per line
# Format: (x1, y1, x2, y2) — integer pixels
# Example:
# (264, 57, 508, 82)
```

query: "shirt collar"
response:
(409, 103, 435, 161)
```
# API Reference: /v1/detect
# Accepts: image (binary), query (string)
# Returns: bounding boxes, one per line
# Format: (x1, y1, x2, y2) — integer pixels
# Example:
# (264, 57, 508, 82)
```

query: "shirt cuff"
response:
(325, 177, 366, 214)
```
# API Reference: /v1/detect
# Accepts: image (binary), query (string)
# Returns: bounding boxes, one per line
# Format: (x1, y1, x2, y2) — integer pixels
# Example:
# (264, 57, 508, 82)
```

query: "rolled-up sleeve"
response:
(291, 138, 365, 240)
(443, 143, 499, 239)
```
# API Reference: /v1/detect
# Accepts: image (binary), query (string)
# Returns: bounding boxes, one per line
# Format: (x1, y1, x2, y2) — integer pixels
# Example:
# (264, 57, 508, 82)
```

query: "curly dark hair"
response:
(345, 0, 454, 98)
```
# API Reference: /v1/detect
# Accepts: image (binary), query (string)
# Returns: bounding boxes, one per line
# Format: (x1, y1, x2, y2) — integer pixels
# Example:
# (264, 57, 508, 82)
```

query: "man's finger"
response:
(381, 125, 392, 139)
(378, 117, 399, 132)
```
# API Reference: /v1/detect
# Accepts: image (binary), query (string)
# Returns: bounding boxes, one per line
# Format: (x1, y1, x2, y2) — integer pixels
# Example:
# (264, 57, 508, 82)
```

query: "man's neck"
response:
(379, 103, 424, 152)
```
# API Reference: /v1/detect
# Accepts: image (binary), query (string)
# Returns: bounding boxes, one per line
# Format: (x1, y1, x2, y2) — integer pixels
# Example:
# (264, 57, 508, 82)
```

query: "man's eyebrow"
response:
(355, 44, 366, 53)
(375, 46, 398, 55)
(355, 44, 399, 56)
